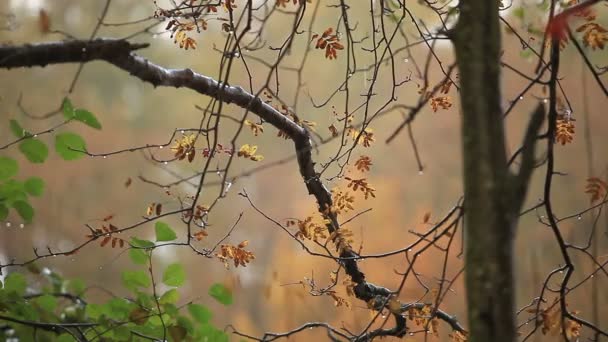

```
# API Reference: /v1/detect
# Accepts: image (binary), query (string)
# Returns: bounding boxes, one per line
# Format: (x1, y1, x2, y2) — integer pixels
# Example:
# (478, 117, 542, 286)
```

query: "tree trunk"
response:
(452, 1, 517, 341)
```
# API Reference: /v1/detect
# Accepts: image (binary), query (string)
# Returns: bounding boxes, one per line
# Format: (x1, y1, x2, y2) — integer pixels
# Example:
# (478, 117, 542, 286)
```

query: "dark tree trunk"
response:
(452, 1, 523, 341)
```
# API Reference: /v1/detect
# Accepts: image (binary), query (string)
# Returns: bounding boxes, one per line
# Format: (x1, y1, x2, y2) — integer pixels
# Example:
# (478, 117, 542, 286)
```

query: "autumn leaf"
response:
(354, 155, 372, 172)
(585, 177, 607, 203)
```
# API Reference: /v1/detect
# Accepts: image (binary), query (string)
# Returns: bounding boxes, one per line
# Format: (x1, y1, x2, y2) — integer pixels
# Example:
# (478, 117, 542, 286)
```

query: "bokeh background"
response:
(1, 0, 607, 340)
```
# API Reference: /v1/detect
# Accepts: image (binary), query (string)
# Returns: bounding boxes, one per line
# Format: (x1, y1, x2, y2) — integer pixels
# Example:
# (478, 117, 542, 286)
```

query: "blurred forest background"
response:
(1, 0, 607, 340)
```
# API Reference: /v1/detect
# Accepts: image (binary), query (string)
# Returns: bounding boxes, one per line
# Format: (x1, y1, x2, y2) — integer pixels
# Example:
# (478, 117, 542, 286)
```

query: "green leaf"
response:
(130, 237, 155, 248)
(155, 221, 177, 242)
(162, 263, 185, 287)
(62, 98, 74, 117)
(71, 109, 102, 130)
(19, 138, 49, 163)
(4, 272, 27, 295)
(12, 200, 34, 223)
(10, 119, 30, 138)
(55, 132, 86, 160)
(122, 270, 150, 290)
(159, 288, 180, 304)
(67, 278, 86, 295)
(188, 303, 212, 324)
(129, 248, 149, 265)
(0, 204, 7, 221)
(208, 283, 232, 305)
(33, 294, 57, 312)
(24, 177, 44, 196)
(0, 157, 18, 180)
(85, 303, 104, 319)
(0, 180, 27, 204)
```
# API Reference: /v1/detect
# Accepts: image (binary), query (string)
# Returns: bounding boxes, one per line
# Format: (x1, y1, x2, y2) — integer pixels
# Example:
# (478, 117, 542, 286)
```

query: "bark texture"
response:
(452, 1, 526, 341)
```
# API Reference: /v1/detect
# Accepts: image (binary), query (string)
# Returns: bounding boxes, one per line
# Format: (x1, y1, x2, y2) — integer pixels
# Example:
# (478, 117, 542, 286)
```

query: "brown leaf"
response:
(39, 9, 51, 33)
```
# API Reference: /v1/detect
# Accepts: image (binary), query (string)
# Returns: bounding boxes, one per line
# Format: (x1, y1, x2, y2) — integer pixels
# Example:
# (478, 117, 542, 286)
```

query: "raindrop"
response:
(99, 266, 103, 270)
(103, 155, 107, 159)
(180, 130, 185, 134)
(81, 48, 86, 52)
(159, 145, 164, 149)
(590, 274, 594, 278)
(409, 333, 414, 336)
(33, 134, 38, 138)
(418, 170, 424, 175)
(519, 95, 524, 100)
(19, 223, 24, 228)
(577, 215, 582, 220)
(163, 161, 168, 165)
(543, 98, 548, 103)
(408, 248, 413, 252)
(381, 315, 386, 319)
(404, 58, 409, 63)
(6, 222, 11, 227)
(71, 258, 76, 262)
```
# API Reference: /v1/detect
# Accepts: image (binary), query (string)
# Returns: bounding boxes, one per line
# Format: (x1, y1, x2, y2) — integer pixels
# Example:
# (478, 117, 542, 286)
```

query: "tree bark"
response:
(452, 1, 524, 341)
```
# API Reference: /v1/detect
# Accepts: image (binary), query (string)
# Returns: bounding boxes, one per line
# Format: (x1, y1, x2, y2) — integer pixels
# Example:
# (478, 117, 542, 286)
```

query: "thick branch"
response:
(0, 38, 468, 338)
(511, 104, 545, 213)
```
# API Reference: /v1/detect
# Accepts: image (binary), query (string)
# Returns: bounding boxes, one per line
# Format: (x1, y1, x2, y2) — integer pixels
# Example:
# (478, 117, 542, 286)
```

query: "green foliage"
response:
(0, 157, 18, 180)
(18, 138, 49, 163)
(62, 98, 102, 129)
(162, 263, 186, 287)
(55, 132, 87, 160)
(12, 200, 34, 223)
(155, 221, 178, 241)
(9, 119, 29, 138)
(1, 258, 232, 341)
(0, 158, 42, 222)
(1, 104, 233, 342)
(24, 177, 44, 196)
(209, 283, 233, 305)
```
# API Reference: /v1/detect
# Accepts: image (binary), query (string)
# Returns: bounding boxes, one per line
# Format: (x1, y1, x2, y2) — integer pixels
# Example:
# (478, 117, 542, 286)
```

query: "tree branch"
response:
(0, 38, 466, 338)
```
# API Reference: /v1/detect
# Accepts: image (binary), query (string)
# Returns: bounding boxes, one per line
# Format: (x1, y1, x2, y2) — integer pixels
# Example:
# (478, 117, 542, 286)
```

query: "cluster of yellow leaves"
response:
(407, 305, 440, 337)
(345, 177, 376, 199)
(171, 134, 197, 162)
(348, 127, 375, 147)
(328, 228, 354, 253)
(430, 96, 453, 112)
(244, 119, 264, 136)
(237, 144, 264, 161)
(448, 331, 469, 342)
(577, 22, 608, 50)
(183, 204, 209, 227)
(167, 20, 203, 50)
(86, 224, 125, 248)
(555, 115, 575, 145)
(418, 81, 453, 112)
(312, 27, 344, 60)
(585, 177, 607, 203)
(527, 300, 581, 339)
(354, 155, 372, 172)
(216, 241, 255, 269)
(286, 216, 328, 242)
(327, 189, 355, 215)
(192, 230, 208, 241)
(276, 0, 311, 7)
(145, 202, 163, 217)
(329, 292, 351, 308)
